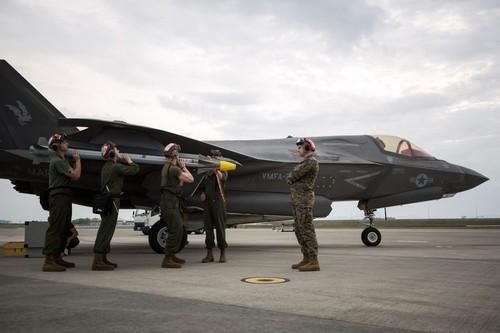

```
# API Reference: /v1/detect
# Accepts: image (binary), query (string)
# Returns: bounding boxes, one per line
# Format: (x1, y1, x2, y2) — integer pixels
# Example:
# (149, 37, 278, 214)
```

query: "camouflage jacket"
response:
(287, 157, 319, 207)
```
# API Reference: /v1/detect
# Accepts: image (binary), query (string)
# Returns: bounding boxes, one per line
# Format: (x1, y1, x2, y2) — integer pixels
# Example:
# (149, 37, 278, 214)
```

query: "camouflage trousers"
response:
(292, 205, 318, 258)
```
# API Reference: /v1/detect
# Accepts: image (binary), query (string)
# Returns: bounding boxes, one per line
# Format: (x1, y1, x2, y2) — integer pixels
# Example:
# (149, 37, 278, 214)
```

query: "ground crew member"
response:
(199, 149, 228, 263)
(92, 142, 139, 271)
(287, 138, 320, 272)
(42, 133, 81, 272)
(160, 143, 194, 268)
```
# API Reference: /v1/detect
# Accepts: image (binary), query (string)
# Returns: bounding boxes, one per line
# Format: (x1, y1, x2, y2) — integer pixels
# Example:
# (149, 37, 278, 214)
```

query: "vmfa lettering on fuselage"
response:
(262, 172, 288, 181)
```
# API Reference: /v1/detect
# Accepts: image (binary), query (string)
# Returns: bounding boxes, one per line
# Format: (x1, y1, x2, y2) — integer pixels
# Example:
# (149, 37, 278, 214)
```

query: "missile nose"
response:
(219, 160, 237, 171)
(462, 167, 488, 190)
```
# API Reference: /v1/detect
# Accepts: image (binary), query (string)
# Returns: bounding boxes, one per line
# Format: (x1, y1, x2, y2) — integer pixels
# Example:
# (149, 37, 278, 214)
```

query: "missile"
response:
(6, 143, 240, 172)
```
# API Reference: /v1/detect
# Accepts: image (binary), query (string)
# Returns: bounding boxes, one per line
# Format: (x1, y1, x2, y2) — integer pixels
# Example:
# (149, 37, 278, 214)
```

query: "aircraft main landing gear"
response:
(148, 220, 188, 254)
(361, 209, 382, 247)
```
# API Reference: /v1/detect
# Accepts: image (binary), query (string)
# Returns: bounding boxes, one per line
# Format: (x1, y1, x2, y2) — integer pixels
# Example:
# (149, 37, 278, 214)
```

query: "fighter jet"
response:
(0, 60, 488, 252)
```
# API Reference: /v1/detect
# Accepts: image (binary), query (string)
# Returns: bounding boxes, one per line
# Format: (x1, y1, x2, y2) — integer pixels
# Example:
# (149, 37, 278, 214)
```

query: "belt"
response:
(161, 188, 182, 196)
(49, 187, 73, 197)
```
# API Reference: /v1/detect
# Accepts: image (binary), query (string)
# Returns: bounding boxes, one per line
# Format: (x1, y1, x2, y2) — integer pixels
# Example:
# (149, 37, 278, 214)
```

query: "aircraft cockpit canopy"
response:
(371, 135, 434, 158)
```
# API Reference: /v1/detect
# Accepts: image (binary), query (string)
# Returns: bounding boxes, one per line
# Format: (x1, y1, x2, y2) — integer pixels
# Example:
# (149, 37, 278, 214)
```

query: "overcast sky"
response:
(1, 0, 499, 222)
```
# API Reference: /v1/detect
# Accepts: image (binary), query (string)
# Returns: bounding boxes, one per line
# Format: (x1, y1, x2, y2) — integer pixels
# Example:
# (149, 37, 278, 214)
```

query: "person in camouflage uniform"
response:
(42, 133, 81, 272)
(287, 138, 320, 272)
(92, 141, 139, 271)
(160, 143, 194, 269)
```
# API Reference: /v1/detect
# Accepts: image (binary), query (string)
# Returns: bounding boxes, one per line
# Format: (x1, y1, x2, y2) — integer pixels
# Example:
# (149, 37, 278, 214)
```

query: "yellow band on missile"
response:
(219, 160, 237, 171)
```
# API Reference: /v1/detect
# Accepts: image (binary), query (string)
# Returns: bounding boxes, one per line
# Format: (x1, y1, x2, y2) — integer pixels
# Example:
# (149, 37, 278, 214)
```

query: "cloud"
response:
(0, 0, 499, 220)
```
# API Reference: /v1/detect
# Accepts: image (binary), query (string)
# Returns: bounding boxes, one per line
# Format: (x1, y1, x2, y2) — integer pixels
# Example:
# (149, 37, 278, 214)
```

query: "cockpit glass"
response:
(371, 135, 433, 158)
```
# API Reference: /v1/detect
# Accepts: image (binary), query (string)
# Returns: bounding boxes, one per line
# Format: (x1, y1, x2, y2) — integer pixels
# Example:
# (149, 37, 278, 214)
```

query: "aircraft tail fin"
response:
(0, 60, 77, 149)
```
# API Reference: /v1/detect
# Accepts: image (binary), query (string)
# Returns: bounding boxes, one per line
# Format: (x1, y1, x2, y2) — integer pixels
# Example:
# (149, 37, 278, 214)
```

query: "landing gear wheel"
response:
(361, 227, 381, 247)
(148, 221, 188, 254)
(193, 228, 205, 235)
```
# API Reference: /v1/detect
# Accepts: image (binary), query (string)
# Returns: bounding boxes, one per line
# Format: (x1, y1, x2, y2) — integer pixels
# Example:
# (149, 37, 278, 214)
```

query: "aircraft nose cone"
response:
(462, 167, 489, 190)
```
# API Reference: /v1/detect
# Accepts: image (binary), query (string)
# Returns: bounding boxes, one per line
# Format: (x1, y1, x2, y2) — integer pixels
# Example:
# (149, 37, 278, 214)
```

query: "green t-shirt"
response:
(101, 160, 140, 194)
(161, 163, 182, 189)
(199, 171, 227, 200)
(49, 155, 71, 189)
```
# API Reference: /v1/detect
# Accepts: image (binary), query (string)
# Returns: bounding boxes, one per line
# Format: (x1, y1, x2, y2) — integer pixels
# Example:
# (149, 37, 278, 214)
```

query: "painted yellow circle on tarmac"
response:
(241, 277, 290, 284)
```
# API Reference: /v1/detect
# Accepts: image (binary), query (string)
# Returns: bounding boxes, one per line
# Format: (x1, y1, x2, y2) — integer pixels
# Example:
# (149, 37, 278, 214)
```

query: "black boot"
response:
(219, 248, 226, 263)
(201, 249, 214, 263)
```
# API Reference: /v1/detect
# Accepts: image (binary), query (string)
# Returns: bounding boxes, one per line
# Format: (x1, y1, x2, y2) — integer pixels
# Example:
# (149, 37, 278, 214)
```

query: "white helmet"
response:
(101, 141, 117, 159)
(48, 133, 67, 151)
(164, 143, 180, 157)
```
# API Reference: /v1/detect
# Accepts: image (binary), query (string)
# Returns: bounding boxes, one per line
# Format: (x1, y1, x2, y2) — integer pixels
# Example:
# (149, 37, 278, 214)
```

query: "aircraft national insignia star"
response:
(410, 173, 434, 188)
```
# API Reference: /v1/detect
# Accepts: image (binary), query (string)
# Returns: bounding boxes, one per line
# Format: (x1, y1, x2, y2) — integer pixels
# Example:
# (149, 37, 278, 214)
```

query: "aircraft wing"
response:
(58, 118, 253, 163)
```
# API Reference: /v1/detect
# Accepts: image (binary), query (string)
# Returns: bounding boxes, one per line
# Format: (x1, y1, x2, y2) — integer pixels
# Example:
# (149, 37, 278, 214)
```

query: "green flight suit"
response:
(287, 157, 320, 258)
(199, 171, 228, 249)
(160, 162, 184, 256)
(93, 160, 139, 254)
(43, 155, 73, 256)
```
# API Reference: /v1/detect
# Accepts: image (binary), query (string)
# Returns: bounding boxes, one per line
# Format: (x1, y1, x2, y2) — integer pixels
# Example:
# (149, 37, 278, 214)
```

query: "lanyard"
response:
(215, 170, 226, 205)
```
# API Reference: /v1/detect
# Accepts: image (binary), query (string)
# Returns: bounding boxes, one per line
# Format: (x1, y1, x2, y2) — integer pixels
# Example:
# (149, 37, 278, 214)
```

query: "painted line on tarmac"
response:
(395, 240, 429, 243)
(466, 225, 500, 228)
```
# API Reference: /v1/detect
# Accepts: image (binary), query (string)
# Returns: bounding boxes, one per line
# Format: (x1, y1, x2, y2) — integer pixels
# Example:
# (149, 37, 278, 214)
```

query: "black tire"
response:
(361, 227, 382, 247)
(142, 229, 149, 236)
(148, 220, 188, 254)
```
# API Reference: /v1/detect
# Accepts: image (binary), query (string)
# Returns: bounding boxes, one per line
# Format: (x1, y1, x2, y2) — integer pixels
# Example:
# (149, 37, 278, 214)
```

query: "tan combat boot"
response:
(172, 255, 186, 264)
(298, 256, 320, 272)
(201, 249, 214, 263)
(42, 255, 66, 272)
(55, 255, 75, 268)
(103, 254, 118, 268)
(219, 248, 226, 263)
(161, 255, 182, 268)
(291, 254, 309, 269)
(92, 254, 114, 271)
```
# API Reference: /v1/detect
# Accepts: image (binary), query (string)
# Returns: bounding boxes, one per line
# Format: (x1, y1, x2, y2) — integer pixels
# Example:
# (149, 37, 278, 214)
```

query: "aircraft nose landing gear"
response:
(361, 208, 382, 247)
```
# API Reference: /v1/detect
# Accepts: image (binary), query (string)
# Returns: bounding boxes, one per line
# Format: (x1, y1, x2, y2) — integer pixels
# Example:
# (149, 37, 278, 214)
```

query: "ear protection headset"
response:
(48, 133, 67, 151)
(296, 138, 316, 152)
(101, 141, 117, 159)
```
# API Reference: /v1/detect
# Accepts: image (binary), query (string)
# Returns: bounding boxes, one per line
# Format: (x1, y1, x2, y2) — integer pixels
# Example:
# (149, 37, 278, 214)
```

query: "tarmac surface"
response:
(1, 227, 500, 333)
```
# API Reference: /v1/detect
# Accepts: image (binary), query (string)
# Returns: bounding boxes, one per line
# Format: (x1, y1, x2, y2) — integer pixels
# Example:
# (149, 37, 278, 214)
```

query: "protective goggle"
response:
(108, 141, 119, 150)
(296, 138, 305, 146)
(209, 149, 222, 157)
(53, 133, 68, 143)
(165, 143, 181, 156)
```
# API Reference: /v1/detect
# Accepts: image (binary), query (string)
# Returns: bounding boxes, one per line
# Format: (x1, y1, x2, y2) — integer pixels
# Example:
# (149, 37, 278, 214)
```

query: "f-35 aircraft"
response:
(0, 60, 488, 252)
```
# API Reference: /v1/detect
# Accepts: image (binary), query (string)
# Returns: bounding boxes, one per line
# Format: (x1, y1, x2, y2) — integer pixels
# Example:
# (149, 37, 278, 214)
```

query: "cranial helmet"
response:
(209, 149, 222, 157)
(164, 143, 181, 157)
(296, 138, 316, 152)
(48, 133, 67, 151)
(101, 141, 117, 159)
